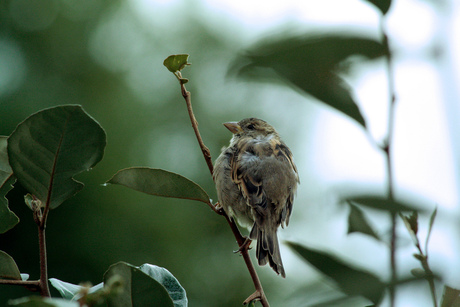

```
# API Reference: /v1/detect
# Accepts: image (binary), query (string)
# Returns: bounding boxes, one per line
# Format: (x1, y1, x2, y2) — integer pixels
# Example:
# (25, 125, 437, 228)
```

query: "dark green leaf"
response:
(0, 136, 19, 233)
(103, 262, 174, 307)
(106, 167, 211, 205)
(0, 250, 21, 280)
(163, 54, 190, 73)
(347, 196, 420, 212)
(7, 105, 106, 209)
(413, 253, 426, 262)
(231, 35, 387, 128)
(287, 242, 385, 305)
(363, 0, 392, 15)
(441, 285, 460, 307)
(347, 203, 380, 241)
(137, 264, 187, 306)
(138, 264, 187, 307)
(8, 297, 78, 306)
(400, 212, 420, 246)
(406, 211, 418, 235)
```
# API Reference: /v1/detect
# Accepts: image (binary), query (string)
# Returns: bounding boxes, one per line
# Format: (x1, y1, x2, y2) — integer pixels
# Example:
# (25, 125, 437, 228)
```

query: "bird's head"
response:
(223, 118, 277, 140)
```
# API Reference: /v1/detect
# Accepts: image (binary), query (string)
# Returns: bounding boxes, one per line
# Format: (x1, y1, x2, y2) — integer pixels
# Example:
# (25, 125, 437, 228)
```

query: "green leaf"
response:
(287, 242, 385, 305)
(106, 167, 211, 205)
(347, 196, 420, 212)
(400, 211, 421, 246)
(0, 250, 21, 280)
(347, 203, 380, 241)
(410, 268, 425, 278)
(103, 262, 174, 307)
(425, 206, 437, 254)
(0, 136, 19, 233)
(441, 285, 460, 307)
(50, 278, 104, 301)
(7, 105, 106, 209)
(138, 264, 187, 307)
(49, 279, 86, 300)
(163, 54, 190, 73)
(8, 297, 79, 307)
(363, 0, 392, 15)
(400, 211, 420, 246)
(231, 35, 387, 128)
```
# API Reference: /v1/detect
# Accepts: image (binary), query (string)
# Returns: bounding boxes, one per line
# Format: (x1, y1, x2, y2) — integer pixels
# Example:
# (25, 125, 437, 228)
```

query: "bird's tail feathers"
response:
(250, 223, 285, 278)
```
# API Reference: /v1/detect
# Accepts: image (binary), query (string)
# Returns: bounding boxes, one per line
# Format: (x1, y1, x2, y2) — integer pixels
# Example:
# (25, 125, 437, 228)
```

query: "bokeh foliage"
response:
(1, 0, 456, 306)
(0, 1, 256, 306)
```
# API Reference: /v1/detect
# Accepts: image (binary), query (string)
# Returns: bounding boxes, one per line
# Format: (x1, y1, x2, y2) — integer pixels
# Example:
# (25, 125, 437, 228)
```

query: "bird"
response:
(213, 118, 299, 277)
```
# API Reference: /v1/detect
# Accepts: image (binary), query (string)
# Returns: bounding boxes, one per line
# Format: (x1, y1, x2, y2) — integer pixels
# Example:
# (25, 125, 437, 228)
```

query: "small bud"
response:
(413, 253, 426, 261)
(411, 268, 426, 278)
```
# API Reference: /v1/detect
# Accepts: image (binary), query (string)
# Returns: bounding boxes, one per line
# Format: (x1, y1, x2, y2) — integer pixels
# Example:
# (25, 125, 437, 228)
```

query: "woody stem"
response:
(178, 79, 270, 306)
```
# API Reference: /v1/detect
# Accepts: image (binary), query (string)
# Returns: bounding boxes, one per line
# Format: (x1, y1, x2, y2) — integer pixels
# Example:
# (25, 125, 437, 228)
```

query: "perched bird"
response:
(213, 118, 299, 277)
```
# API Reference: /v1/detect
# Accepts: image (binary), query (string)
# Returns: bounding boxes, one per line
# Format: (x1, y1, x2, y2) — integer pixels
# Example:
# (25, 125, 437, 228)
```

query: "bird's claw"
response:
(214, 202, 225, 215)
(234, 237, 252, 254)
(243, 290, 265, 305)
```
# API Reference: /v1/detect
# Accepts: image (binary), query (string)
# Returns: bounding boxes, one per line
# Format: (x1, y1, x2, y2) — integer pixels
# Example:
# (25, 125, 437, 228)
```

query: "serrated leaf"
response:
(347, 196, 419, 212)
(103, 262, 174, 307)
(8, 297, 79, 306)
(163, 54, 190, 73)
(287, 242, 384, 305)
(347, 203, 380, 241)
(230, 35, 388, 129)
(0, 250, 21, 280)
(0, 136, 19, 233)
(363, 0, 392, 15)
(441, 285, 460, 307)
(7, 105, 106, 209)
(106, 167, 211, 205)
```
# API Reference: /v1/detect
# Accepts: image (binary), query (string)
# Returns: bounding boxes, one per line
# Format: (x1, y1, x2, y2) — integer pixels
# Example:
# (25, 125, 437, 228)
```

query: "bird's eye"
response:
(247, 124, 255, 130)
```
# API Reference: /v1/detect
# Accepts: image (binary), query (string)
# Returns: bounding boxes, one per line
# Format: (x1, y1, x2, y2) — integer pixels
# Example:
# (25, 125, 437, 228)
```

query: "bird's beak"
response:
(223, 122, 242, 134)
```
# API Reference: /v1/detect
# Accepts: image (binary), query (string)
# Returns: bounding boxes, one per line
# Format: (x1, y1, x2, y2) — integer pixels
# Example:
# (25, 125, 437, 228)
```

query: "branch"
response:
(32, 199, 51, 297)
(0, 279, 41, 292)
(381, 18, 397, 307)
(175, 72, 270, 306)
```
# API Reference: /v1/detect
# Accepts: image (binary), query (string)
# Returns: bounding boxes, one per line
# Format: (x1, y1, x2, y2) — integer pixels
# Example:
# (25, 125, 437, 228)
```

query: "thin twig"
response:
(414, 244, 437, 307)
(0, 198, 50, 296)
(176, 76, 270, 306)
(34, 206, 51, 297)
(37, 226, 50, 297)
(381, 17, 397, 307)
(178, 73, 214, 176)
(0, 279, 41, 292)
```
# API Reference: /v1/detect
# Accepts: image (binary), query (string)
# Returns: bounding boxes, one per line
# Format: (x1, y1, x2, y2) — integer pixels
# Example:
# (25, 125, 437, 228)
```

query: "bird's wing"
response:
(230, 138, 298, 224)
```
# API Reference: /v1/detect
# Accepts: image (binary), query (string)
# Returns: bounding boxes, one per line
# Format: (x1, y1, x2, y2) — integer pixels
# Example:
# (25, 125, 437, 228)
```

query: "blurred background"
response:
(1, 0, 460, 306)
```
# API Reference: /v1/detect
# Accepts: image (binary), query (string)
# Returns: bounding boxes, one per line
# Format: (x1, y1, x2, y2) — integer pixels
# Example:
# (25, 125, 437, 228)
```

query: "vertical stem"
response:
(33, 199, 51, 297)
(38, 225, 50, 297)
(381, 17, 397, 307)
(176, 77, 269, 306)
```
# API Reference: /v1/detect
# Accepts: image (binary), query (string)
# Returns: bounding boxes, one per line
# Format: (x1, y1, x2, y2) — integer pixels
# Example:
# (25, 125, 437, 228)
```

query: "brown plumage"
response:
(213, 118, 299, 277)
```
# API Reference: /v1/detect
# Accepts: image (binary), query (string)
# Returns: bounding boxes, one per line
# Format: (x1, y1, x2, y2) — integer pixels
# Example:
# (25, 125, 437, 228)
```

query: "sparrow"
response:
(213, 118, 299, 277)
